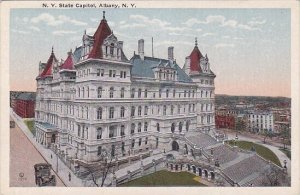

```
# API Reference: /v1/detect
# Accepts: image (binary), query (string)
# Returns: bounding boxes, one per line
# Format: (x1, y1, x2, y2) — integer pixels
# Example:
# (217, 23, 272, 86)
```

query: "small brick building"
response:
(13, 92, 36, 118)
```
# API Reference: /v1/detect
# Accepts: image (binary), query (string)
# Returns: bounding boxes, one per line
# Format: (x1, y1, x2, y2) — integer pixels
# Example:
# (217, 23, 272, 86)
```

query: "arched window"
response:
(97, 127, 102, 139)
(131, 123, 135, 134)
(82, 87, 85, 98)
(131, 88, 135, 98)
(184, 90, 186, 97)
(138, 106, 142, 116)
(192, 90, 195, 97)
(109, 107, 114, 119)
(188, 90, 191, 97)
(179, 122, 183, 132)
(109, 87, 114, 98)
(166, 89, 169, 98)
(157, 123, 160, 132)
(97, 107, 102, 119)
(159, 89, 162, 98)
(120, 106, 125, 118)
(138, 122, 142, 132)
(144, 122, 148, 131)
(178, 105, 181, 114)
(110, 43, 114, 55)
(138, 88, 142, 98)
(120, 125, 125, 136)
(144, 106, 148, 115)
(163, 105, 167, 115)
(171, 105, 174, 115)
(186, 121, 190, 131)
(120, 87, 125, 98)
(144, 89, 148, 98)
(97, 87, 102, 98)
(171, 123, 175, 133)
(131, 106, 135, 117)
(173, 89, 176, 98)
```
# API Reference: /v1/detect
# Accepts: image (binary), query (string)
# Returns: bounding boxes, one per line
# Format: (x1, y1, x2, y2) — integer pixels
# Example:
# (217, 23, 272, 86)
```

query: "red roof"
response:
(39, 49, 57, 78)
(60, 51, 74, 70)
(189, 45, 203, 72)
(88, 16, 112, 59)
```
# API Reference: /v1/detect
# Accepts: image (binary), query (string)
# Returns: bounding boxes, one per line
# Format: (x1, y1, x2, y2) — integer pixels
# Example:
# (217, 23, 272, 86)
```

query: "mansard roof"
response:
(39, 48, 58, 78)
(88, 14, 112, 59)
(130, 54, 193, 83)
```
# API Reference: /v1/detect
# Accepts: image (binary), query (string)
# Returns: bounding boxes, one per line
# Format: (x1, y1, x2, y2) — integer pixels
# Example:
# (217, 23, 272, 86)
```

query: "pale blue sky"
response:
(10, 8, 291, 97)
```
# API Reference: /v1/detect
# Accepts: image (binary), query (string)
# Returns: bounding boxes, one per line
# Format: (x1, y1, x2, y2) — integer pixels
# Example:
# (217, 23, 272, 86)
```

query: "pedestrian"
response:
(69, 172, 71, 181)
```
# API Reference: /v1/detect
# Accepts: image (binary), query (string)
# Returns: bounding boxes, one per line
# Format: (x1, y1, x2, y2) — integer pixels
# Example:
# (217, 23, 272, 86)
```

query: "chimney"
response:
(138, 39, 144, 60)
(168, 46, 174, 61)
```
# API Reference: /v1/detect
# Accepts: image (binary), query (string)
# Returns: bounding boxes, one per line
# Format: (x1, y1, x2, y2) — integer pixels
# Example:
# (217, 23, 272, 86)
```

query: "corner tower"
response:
(183, 38, 216, 134)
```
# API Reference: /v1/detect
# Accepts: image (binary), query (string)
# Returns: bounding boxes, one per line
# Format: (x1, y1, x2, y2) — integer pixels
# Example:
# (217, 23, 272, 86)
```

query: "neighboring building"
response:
(34, 13, 216, 174)
(13, 92, 36, 118)
(247, 111, 274, 133)
(215, 108, 235, 129)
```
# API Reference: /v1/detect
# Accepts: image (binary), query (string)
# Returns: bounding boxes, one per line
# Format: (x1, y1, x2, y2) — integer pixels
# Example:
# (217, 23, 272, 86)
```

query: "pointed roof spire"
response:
(103, 11, 106, 20)
(84, 29, 86, 35)
(51, 46, 54, 54)
(195, 37, 198, 47)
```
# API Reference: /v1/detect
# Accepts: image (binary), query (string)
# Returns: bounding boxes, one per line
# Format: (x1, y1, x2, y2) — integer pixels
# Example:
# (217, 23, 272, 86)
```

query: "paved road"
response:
(10, 117, 65, 187)
(226, 132, 291, 176)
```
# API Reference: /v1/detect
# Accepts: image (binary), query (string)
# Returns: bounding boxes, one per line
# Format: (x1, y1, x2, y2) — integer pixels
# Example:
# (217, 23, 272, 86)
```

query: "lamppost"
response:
(283, 159, 287, 169)
(235, 134, 238, 147)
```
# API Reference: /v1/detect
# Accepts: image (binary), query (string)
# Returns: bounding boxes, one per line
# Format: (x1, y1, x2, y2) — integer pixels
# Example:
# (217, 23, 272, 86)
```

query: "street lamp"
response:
(283, 159, 287, 169)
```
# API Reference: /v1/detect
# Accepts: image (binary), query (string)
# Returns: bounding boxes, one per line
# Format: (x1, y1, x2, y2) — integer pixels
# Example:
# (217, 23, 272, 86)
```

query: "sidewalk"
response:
(10, 109, 84, 187)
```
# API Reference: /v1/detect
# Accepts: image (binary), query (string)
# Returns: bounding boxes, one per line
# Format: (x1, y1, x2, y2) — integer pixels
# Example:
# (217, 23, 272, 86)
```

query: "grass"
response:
(279, 148, 291, 160)
(226, 140, 282, 167)
(119, 170, 207, 187)
(24, 119, 35, 136)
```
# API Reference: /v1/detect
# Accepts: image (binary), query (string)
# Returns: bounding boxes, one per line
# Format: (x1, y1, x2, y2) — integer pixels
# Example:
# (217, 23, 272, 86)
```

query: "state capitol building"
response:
(34, 12, 217, 176)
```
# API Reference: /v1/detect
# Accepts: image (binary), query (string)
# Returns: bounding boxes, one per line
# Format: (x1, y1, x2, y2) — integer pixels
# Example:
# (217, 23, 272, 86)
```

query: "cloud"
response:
(28, 26, 40, 32)
(128, 14, 188, 32)
(183, 15, 261, 31)
(248, 19, 266, 26)
(12, 29, 30, 34)
(196, 28, 202, 32)
(202, 33, 215, 37)
(120, 21, 126, 25)
(23, 17, 29, 23)
(86, 27, 96, 34)
(222, 35, 230, 39)
(120, 23, 146, 29)
(108, 21, 115, 27)
(215, 43, 235, 49)
(31, 13, 87, 26)
(169, 32, 181, 36)
(52, 30, 77, 36)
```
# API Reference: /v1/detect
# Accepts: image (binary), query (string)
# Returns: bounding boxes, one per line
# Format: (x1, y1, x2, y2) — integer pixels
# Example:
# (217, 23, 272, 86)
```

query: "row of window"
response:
(96, 136, 149, 157)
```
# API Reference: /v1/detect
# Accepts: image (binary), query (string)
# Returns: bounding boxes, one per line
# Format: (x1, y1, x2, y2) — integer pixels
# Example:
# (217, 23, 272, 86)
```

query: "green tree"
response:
(235, 118, 246, 132)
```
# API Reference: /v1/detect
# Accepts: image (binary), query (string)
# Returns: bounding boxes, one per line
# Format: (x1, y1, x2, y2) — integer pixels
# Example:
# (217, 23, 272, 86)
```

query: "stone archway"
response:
(192, 166, 196, 174)
(198, 168, 202, 176)
(172, 141, 179, 151)
(204, 170, 208, 178)
(210, 172, 215, 180)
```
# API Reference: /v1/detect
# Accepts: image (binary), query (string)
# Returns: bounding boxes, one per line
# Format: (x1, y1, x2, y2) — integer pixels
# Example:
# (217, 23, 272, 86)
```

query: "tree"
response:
(85, 148, 116, 187)
(281, 126, 290, 150)
(262, 129, 273, 144)
(262, 165, 289, 186)
(235, 118, 246, 132)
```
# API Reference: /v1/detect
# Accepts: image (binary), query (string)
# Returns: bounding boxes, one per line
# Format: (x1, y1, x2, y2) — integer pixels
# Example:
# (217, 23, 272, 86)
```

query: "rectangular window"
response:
(97, 69, 101, 76)
(139, 138, 142, 146)
(100, 69, 104, 77)
(113, 70, 116, 77)
(123, 71, 126, 78)
(109, 70, 112, 77)
(120, 71, 123, 78)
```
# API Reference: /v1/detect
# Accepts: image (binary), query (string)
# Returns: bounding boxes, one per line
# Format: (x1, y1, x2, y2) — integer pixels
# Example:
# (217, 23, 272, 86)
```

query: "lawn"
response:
(279, 148, 291, 160)
(24, 119, 35, 136)
(119, 170, 207, 187)
(226, 140, 282, 167)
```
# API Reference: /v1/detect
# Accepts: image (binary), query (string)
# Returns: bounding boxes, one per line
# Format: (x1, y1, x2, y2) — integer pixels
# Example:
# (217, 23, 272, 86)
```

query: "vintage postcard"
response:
(0, 1, 299, 195)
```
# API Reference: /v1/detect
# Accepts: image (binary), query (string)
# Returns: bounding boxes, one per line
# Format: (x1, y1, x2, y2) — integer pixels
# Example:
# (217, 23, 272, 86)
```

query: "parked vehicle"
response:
(34, 163, 56, 186)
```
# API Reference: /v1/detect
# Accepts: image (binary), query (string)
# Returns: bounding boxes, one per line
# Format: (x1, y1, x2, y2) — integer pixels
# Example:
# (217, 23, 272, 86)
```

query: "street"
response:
(10, 117, 65, 187)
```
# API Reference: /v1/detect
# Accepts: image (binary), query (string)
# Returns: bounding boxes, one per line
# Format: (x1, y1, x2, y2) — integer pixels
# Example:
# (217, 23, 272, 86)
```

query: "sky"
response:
(9, 8, 291, 97)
